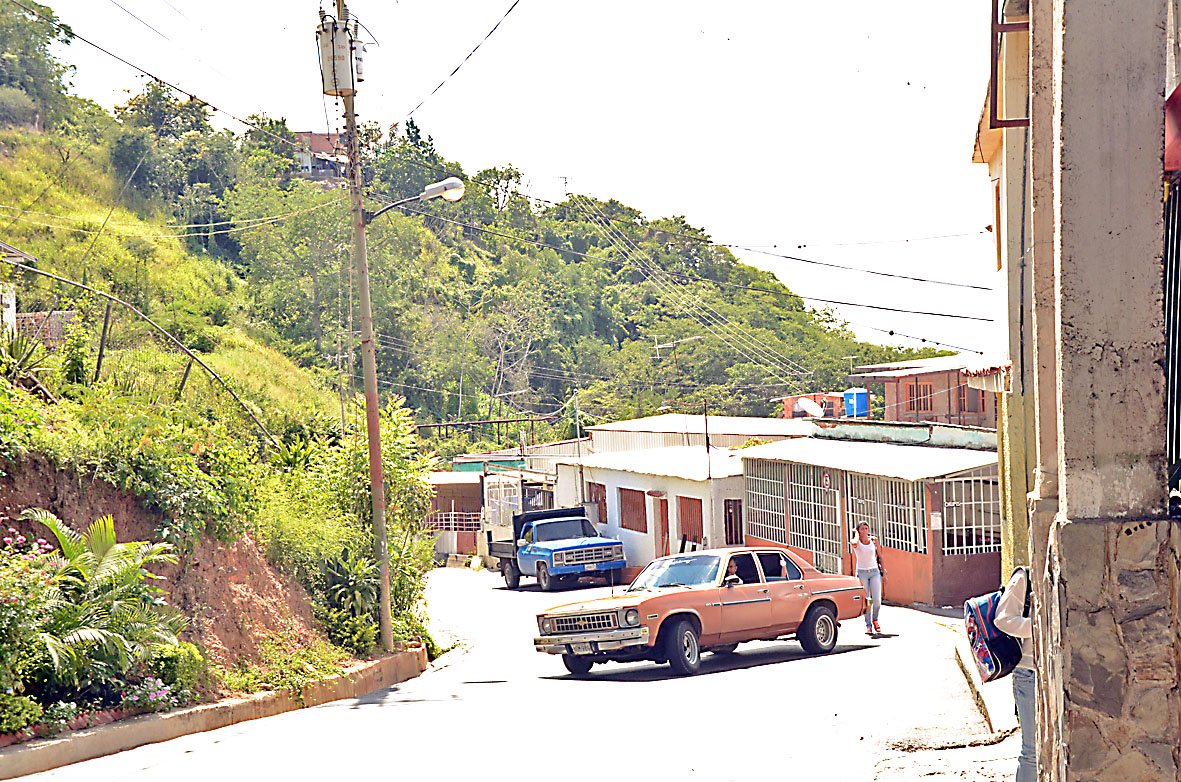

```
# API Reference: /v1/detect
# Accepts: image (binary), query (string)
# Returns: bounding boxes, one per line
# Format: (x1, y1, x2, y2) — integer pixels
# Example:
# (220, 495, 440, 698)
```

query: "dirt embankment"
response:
(0, 453, 324, 670)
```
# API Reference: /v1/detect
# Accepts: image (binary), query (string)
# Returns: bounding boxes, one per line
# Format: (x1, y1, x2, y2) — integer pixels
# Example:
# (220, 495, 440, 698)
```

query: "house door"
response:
(656, 499, 670, 557)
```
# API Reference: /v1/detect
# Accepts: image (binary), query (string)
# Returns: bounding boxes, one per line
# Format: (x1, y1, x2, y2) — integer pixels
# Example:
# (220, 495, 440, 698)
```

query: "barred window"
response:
(941, 472, 1002, 555)
(723, 499, 743, 546)
(844, 473, 928, 554)
(744, 459, 786, 545)
(586, 482, 607, 524)
(957, 383, 985, 413)
(787, 464, 843, 574)
(906, 382, 934, 413)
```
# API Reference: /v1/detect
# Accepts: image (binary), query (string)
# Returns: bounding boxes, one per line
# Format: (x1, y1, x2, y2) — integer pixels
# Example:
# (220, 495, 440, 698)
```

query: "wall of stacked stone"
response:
(1041, 518, 1180, 780)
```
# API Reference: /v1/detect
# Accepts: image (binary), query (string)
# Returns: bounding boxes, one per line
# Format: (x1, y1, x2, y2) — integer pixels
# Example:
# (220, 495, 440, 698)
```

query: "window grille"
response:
(906, 382, 934, 413)
(957, 383, 985, 413)
(787, 464, 843, 574)
(940, 471, 1002, 555)
(844, 473, 928, 554)
(744, 459, 786, 544)
(586, 482, 607, 523)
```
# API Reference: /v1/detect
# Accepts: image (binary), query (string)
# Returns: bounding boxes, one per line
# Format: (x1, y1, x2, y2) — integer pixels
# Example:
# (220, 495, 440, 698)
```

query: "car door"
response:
(517, 523, 539, 575)
(758, 551, 810, 634)
(718, 553, 772, 642)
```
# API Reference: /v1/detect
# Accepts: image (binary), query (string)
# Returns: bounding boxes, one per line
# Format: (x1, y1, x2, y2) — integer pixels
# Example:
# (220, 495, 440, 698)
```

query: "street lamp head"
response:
(421, 176, 466, 202)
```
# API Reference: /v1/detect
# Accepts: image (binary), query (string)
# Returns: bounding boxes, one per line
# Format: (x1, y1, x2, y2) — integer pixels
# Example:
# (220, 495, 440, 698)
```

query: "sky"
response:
(44, 0, 1005, 361)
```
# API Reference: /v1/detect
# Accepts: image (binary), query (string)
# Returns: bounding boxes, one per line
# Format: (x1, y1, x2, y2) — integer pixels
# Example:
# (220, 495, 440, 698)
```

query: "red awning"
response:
(1167, 83, 1181, 172)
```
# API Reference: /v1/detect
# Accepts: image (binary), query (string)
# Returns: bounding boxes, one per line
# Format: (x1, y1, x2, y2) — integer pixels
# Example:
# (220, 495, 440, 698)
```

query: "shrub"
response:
(0, 694, 42, 734)
(120, 676, 183, 713)
(213, 632, 344, 700)
(0, 531, 53, 693)
(61, 324, 88, 385)
(313, 604, 376, 657)
(147, 642, 207, 701)
(0, 87, 37, 129)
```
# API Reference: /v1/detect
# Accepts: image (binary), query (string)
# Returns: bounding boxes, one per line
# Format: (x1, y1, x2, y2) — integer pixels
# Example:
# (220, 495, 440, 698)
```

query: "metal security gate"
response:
(788, 464, 843, 574)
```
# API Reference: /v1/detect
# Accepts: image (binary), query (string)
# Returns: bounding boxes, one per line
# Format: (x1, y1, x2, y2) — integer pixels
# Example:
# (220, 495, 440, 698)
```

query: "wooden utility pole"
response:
(327, 1, 393, 652)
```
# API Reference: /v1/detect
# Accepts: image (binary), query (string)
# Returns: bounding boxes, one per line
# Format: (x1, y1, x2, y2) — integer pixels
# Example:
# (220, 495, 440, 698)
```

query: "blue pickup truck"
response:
(489, 508, 627, 591)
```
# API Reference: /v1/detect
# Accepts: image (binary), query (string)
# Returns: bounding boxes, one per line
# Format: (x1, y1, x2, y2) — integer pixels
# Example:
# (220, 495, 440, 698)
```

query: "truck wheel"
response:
(562, 655, 593, 676)
(799, 605, 838, 655)
(665, 619, 701, 676)
(537, 562, 554, 592)
(503, 560, 520, 590)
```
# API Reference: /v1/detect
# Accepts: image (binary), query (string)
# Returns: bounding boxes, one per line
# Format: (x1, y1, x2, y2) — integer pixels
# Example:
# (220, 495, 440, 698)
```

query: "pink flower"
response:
(15, 536, 24, 544)
(2, 538, 10, 545)
(147, 693, 156, 701)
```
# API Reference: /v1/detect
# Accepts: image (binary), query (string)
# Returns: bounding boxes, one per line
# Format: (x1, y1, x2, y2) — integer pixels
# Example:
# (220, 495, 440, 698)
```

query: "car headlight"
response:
(623, 608, 640, 627)
(539, 617, 553, 634)
(553, 552, 566, 566)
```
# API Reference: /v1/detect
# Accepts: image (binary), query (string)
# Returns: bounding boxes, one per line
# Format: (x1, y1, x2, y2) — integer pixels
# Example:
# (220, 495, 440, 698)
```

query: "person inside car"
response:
(725, 558, 742, 584)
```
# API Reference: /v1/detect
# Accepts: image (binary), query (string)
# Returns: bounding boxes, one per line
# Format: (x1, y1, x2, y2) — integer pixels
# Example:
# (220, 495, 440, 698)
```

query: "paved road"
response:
(25, 567, 1013, 781)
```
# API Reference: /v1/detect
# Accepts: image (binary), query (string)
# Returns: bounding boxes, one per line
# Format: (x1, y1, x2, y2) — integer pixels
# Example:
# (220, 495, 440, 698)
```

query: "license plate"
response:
(584, 563, 597, 571)
(571, 642, 592, 654)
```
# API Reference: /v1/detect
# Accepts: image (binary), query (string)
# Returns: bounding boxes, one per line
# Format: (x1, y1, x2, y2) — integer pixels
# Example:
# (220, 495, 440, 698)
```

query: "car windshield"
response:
(627, 555, 721, 591)
(535, 518, 598, 541)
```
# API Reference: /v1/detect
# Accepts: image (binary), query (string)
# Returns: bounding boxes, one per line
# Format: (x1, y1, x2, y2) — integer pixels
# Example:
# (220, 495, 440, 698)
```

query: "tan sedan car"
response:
(534, 547, 867, 676)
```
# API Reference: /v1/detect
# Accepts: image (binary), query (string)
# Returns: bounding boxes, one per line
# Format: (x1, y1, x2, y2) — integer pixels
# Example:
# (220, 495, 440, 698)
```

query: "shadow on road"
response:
(542, 643, 879, 683)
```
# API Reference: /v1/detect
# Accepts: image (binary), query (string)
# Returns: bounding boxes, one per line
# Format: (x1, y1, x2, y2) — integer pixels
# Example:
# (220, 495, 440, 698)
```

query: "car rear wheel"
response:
(537, 562, 554, 591)
(503, 560, 520, 589)
(562, 655, 593, 676)
(711, 643, 739, 655)
(665, 619, 701, 675)
(799, 605, 838, 655)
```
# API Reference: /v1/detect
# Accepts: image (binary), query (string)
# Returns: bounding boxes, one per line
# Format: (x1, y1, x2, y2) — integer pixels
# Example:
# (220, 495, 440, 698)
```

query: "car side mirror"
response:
(516, 539, 527, 547)
(723, 575, 740, 587)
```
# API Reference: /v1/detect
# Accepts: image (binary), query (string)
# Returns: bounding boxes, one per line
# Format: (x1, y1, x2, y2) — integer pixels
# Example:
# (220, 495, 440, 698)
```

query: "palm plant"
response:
(321, 548, 378, 618)
(0, 327, 52, 385)
(19, 509, 186, 691)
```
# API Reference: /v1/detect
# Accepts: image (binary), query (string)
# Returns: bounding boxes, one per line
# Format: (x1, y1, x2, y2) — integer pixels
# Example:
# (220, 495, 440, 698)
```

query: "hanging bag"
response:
(963, 566, 1030, 682)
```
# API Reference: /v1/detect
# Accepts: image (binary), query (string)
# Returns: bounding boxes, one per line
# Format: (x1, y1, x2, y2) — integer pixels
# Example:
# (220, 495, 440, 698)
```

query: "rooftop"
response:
(850, 353, 1006, 381)
(556, 445, 745, 482)
(587, 413, 816, 438)
(428, 471, 482, 485)
(738, 437, 997, 481)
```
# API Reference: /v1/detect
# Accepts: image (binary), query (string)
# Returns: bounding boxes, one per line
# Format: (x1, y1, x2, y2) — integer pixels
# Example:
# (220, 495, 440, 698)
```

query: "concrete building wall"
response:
(555, 463, 742, 571)
(1029, 2, 1181, 779)
(880, 372, 997, 427)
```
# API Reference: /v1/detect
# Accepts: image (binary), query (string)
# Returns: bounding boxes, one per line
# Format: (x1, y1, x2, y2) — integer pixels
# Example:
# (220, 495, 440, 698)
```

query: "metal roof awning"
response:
(555, 446, 745, 482)
(738, 438, 997, 482)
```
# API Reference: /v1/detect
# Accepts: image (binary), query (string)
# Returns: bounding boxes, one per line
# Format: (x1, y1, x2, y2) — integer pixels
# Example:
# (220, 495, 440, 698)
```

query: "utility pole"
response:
(321, 3, 393, 652)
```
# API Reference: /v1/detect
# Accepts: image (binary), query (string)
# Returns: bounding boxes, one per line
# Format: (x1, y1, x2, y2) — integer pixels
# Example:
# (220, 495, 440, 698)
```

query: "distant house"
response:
(426, 471, 482, 557)
(849, 354, 999, 428)
(293, 132, 345, 178)
(555, 446, 746, 579)
(775, 392, 846, 418)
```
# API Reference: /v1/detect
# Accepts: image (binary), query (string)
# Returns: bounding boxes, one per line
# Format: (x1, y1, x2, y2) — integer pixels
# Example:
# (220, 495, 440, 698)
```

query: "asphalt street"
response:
(22, 566, 1018, 781)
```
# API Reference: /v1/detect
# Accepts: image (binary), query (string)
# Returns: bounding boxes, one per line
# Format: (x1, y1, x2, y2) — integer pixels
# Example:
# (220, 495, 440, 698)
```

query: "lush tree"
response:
(0, 1, 73, 126)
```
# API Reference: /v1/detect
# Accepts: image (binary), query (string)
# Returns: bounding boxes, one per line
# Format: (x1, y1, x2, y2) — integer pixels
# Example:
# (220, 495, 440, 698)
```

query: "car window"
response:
(758, 551, 802, 581)
(536, 519, 593, 541)
(726, 553, 762, 584)
(522, 525, 534, 544)
(627, 555, 721, 591)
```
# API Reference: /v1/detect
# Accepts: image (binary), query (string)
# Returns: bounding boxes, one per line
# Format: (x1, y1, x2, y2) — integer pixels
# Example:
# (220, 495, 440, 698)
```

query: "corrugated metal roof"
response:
(587, 414, 816, 437)
(555, 446, 744, 482)
(849, 353, 1007, 380)
(428, 471, 482, 485)
(738, 438, 997, 481)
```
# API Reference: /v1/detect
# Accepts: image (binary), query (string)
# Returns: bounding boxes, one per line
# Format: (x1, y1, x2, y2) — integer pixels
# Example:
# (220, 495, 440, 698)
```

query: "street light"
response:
(365, 176, 466, 224)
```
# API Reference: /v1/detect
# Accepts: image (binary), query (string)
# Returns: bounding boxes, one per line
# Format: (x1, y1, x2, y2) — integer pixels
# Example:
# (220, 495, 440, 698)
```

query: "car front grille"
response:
(560, 546, 621, 566)
(551, 612, 618, 635)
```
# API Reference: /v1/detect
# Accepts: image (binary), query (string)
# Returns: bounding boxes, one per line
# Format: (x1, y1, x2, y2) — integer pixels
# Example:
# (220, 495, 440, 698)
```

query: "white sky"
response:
(47, 0, 1005, 359)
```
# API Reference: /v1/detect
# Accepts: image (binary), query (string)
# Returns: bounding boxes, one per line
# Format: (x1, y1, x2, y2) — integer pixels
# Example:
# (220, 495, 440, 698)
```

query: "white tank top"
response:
(853, 539, 878, 570)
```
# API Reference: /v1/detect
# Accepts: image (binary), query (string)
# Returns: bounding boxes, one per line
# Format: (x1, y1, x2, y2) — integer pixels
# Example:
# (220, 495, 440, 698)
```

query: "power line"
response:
(724, 244, 993, 291)
(402, 0, 522, 120)
(370, 193, 995, 323)
(105, 0, 169, 40)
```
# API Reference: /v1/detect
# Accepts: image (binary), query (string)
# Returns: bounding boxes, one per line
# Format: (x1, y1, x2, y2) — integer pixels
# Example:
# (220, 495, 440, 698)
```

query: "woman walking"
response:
(852, 521, 883, 634)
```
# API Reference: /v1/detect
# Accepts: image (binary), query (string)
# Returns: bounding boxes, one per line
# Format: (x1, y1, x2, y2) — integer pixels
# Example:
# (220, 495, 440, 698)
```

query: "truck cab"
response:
(490, 508, 626, 591)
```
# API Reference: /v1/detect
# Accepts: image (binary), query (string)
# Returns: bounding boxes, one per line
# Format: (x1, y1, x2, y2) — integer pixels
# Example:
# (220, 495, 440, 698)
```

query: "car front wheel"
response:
(799, 605, 838, 655)
(665, 619, 701, 675)
(537, 562, 554, 591)
(562, 655, 593, 676)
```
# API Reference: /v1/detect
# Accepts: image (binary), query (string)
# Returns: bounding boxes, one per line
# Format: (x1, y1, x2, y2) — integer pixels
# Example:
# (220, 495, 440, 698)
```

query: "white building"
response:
(555, 446, 745, 576)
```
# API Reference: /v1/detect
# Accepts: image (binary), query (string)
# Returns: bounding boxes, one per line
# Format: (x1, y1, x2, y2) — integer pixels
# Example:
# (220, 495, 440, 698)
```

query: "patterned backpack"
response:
(964, 567, 1030, 683)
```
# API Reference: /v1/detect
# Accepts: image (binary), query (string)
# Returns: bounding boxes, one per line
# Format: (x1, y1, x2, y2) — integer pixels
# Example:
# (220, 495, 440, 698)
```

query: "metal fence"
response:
(787, 464, 843, 574)
(425, 512, 482, 533)
(744, 459, 786, 544)
(938, 469, 1002, 555)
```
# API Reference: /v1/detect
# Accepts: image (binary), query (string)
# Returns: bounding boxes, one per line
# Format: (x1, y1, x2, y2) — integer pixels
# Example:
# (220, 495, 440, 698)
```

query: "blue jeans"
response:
(856, 567, 881, 628)
(1013, 667, 1036, 782)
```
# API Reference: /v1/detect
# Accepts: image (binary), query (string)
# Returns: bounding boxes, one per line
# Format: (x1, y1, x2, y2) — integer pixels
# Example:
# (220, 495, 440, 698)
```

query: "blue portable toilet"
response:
(843, 387, 869, 418)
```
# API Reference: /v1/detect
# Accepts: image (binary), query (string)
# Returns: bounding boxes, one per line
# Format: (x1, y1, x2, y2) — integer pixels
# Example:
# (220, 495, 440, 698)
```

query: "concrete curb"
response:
(944, 622, 1018, 736)
(0, 647, 428, 780)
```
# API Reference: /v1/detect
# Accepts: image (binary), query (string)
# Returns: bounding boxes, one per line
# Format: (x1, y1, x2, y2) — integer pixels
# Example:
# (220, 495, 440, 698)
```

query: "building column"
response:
(1042, 1, 1179, 779)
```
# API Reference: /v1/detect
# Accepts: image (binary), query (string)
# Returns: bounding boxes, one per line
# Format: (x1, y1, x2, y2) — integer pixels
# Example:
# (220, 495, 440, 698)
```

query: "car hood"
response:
(532, 536, 620, 551)
(540, 593, 642, 616)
